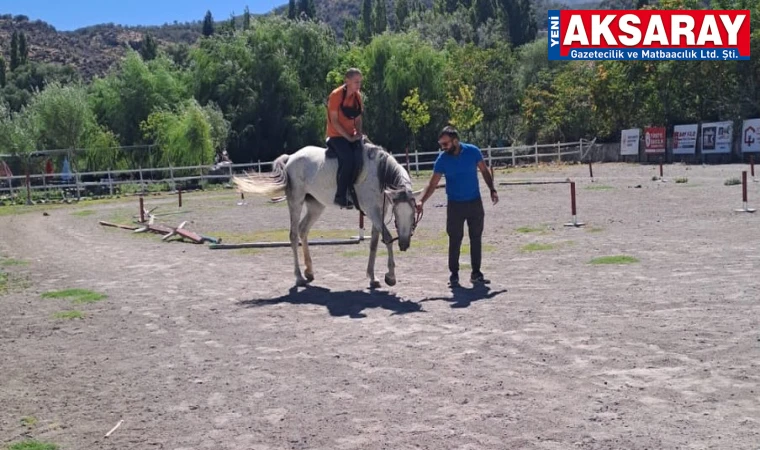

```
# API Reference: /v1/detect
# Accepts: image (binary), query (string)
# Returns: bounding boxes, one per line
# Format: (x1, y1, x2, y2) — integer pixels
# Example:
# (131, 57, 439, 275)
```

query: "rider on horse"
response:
(325, 68, 364, 209)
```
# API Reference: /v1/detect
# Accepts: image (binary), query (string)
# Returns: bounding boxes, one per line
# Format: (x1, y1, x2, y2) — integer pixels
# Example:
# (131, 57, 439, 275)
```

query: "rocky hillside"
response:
(0, 14, 204, 80)
(0, 0, 598, 80)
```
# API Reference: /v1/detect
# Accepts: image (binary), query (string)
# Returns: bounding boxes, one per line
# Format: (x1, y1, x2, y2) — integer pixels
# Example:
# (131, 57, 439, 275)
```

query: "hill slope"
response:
(0, 0, 599, 79)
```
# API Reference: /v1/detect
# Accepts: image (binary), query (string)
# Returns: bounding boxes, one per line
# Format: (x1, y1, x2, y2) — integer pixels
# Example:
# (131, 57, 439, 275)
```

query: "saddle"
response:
(325, 138, 365, 184)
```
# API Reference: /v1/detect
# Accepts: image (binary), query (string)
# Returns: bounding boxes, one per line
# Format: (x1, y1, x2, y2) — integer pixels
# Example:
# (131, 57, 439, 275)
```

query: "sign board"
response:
(620, 128, 640, 156)
(700, 121, 733, 154)
(672, 124, 698, 154)
(644, 126, 666, 153)
(741, 118, 760, 152)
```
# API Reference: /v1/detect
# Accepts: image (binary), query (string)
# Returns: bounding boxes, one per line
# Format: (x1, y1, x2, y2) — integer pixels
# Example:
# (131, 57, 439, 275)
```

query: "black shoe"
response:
(449, 272, 460, 287)
(470, 271, 490, 284)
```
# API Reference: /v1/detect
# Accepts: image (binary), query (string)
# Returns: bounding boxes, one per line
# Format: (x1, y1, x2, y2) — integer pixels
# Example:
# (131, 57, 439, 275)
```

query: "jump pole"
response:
(178, 188, 182, 208)
(588, 161, 594, 182)
(496, 179, 584, 227)
(564, 181, 585, 227)
(734, 171, 756, 213)
(139, 196, 145, 223)
(499, 180, 570, 186)
(209, 213, 365, 250)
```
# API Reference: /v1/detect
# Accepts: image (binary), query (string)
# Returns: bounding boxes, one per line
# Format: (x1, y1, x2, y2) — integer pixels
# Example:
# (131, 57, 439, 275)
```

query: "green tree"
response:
(10, 31, 19, 71)
(298, 0, 317, 19)
(0, 103, 39, 204)
(0, 56, 6, 88)
(343, 18, 357, 44)
(288, 0, 297, 19)
(229, 12, 237, 32)
(202, 10, 215, 37)
(89, 51, 188, 151)
(19, 31, 28, 66)
(27, 81, 96, 152)
(373, 0, 388, 34)
(140, 99, 215, 167)
(401, 87, 430, 158)
(140, 33, 158, 61)
(360, 0, 373, 42)
(446, 82, 483, 138)
(243, 5, 251, 30)
(395, 0, 410, 30)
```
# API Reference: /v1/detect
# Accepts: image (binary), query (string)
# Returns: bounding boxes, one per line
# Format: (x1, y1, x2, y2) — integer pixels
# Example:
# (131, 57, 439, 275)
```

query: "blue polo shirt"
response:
(433, 142, 484, 202)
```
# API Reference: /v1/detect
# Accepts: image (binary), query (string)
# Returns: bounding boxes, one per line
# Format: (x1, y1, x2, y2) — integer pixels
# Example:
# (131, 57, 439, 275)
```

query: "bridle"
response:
(381, 190, 423, 245)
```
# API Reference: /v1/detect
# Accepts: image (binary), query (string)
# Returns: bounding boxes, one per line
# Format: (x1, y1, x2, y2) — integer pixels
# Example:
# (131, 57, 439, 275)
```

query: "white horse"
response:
(232, 138, 421, 288)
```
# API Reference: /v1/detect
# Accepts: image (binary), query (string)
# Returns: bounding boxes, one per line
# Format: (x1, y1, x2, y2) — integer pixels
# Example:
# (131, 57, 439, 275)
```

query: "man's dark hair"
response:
(439, 125, 459, 140)
(345, 68, 362, 79)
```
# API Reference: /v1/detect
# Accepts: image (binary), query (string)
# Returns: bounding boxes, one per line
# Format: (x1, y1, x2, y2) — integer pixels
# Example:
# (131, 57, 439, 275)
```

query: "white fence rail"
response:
(0, 140, 588, 197)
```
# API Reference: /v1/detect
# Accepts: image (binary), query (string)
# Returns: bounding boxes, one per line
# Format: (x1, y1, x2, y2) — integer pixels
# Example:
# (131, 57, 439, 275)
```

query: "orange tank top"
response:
(326, 85, 363, 139)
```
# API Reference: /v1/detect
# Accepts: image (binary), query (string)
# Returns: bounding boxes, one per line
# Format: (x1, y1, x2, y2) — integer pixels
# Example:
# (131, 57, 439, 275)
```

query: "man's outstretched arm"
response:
(417, 172, 443, 211)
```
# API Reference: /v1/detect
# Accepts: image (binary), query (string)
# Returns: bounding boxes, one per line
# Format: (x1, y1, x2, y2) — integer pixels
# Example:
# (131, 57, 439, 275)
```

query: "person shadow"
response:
(237, 285, 424, 319)
(419, 283, 507, 309)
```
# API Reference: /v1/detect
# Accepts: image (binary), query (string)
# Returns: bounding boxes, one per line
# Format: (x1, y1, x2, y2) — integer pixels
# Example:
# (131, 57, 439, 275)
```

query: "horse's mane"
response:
(364, 141, 410, 191)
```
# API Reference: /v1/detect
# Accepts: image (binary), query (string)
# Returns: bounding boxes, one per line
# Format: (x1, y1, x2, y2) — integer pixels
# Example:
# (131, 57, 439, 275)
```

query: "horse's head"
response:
(384, 187, 421, 252)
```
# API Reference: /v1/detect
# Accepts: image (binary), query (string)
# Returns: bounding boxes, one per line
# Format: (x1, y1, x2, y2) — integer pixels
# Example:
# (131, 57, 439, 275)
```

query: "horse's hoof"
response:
(369, 280, 381, 289)
(296, 278, 308, 287)
(384, 274, 397, 286)
(305, 272, 314, 282)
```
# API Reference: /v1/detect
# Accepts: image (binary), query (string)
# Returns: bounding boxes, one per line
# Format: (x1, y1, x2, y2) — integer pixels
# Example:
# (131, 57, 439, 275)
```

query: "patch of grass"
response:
(71, 209, 95, 217)
(586, 226, 604, 233)
(53, 310, 85, 320)
(675, 177, 688, 184)
(725, 177, 741, 186)
(585, 184, 614, 191)
(210, 228, 354, 244)
(1, 258, 28, 267)
(20, 416, 37, 428)
(589, 255, 639, 265)
(516, 225, 545, 234)
(233, 248, 262, 256)
(521, 242, 555, 252)
(7, 440, 58, 450)
(41, 288, 107, 304)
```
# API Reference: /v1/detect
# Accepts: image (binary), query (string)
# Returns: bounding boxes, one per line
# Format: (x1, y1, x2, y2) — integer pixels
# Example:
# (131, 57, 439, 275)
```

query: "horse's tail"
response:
(232, 154, 290, 197)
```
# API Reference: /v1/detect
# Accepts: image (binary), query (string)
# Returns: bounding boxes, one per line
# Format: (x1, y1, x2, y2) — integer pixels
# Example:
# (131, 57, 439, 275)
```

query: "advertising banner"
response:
(644, 126, 666, 153)
(620, 128, 640, 156)
(672, 124, 698, 154)
(701, 121, 733, 154)
(740, 118, 760, 152)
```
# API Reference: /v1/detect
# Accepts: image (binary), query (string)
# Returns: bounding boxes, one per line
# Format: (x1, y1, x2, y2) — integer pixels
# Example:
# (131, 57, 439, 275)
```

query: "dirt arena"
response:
(1, 162, 759, 450)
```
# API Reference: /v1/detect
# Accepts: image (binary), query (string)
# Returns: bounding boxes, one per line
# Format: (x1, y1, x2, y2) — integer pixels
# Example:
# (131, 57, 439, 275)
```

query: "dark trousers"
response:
(446, 198, 485, 274)
(329, 137, 362, 200)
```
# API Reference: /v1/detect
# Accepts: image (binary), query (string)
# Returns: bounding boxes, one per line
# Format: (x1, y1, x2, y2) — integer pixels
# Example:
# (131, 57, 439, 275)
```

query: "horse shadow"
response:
(238, 285, 424, 319)
(418, 283, 507, 309)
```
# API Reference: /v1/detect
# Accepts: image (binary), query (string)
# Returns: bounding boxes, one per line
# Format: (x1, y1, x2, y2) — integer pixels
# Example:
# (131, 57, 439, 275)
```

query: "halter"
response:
(380, 188, 424, 245)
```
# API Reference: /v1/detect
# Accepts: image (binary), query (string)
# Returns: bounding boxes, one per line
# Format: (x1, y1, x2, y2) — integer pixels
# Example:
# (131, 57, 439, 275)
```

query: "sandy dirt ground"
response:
(1, 161, 759, 450)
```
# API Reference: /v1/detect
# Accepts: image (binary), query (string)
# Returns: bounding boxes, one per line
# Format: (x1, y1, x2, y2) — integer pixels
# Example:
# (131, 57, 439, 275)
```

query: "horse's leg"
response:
(288, 193, 308, 287)
(299, 196, 325, 282)
(366, 225, 381, 289)
(383, 225, 397, 287)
